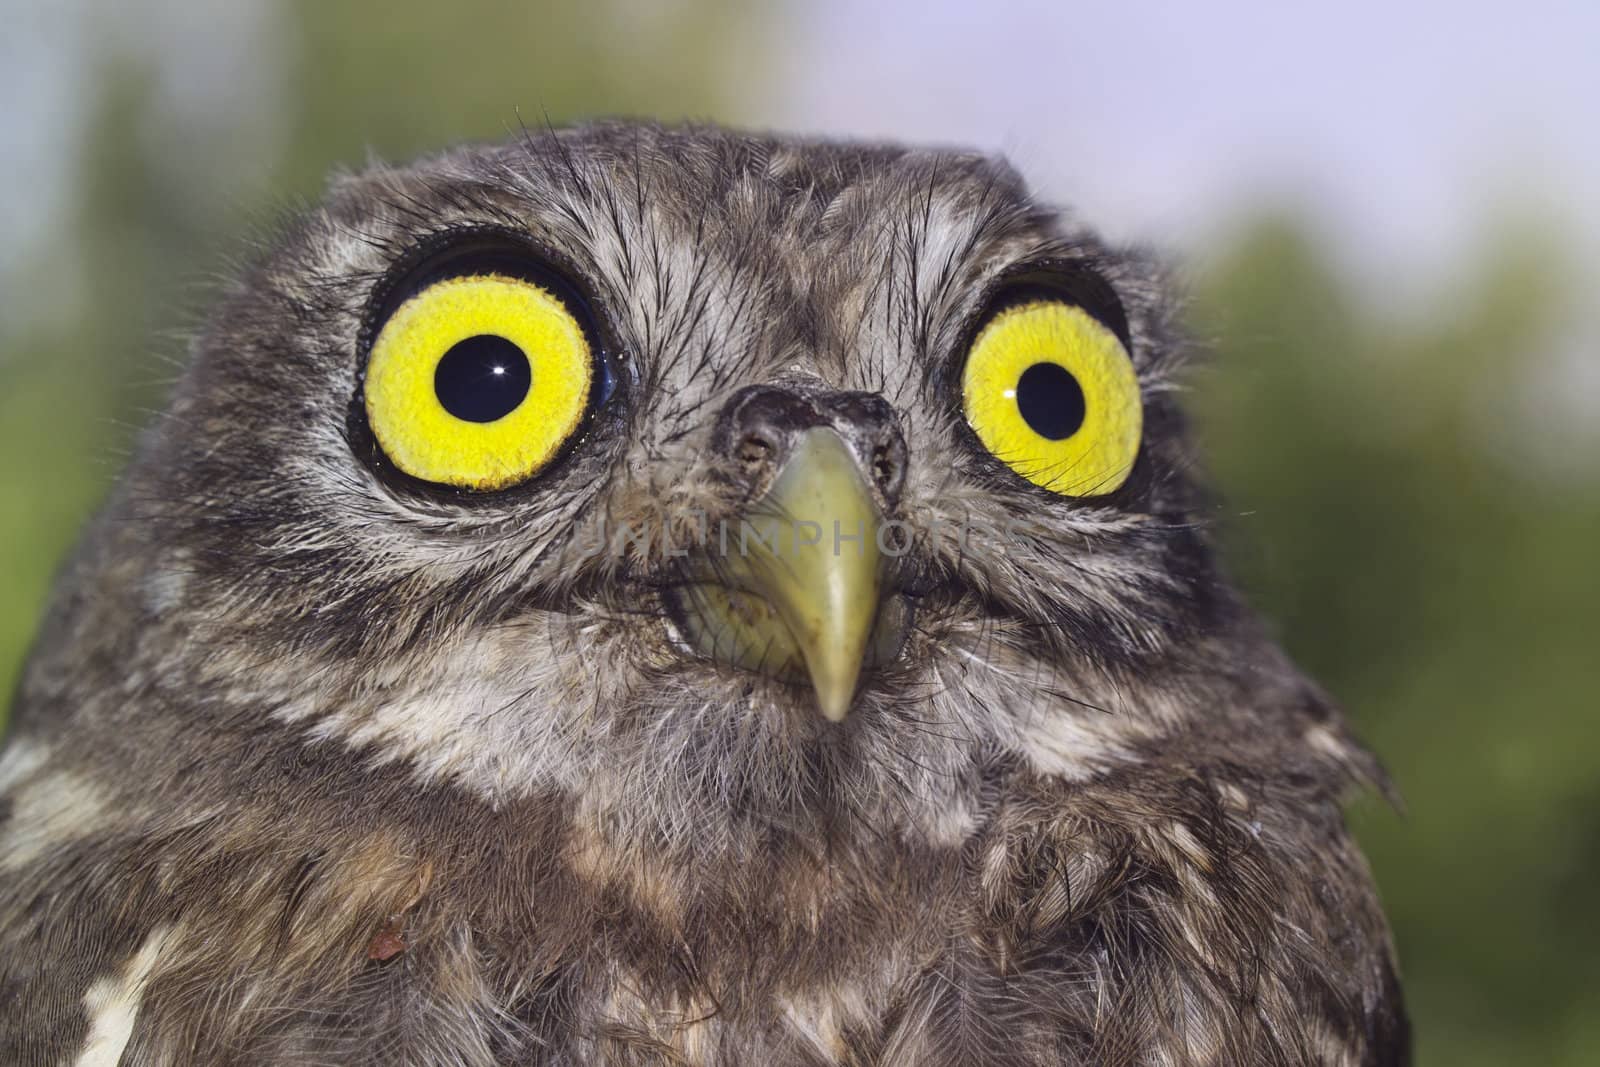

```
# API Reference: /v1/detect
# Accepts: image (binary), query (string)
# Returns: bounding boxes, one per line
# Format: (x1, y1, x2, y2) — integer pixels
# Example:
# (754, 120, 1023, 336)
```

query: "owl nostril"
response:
(872, 447, 893, 482)
(736, 433, 775, 473)
(870, 440, 906, 502)
(711, 385, 824, 493)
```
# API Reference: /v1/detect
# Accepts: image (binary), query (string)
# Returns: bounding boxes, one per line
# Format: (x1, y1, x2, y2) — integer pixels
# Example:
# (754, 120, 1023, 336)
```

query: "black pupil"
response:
(434, 335, 532, 423)
(1015, 362, 1086, 440)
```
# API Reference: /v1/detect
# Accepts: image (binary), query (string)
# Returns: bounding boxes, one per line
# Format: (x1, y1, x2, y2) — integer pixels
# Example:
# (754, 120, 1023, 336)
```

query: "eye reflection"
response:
(433, 334, 532, 423)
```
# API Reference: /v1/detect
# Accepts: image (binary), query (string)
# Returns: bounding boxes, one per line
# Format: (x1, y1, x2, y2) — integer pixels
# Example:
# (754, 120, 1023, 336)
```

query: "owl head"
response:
(51, 122, 1291, 854)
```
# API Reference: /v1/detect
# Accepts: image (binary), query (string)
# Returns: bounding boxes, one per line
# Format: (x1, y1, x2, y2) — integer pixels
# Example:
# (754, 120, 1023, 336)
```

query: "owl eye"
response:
(363, 272, 595, 491)
(960, 296, 1142, 497)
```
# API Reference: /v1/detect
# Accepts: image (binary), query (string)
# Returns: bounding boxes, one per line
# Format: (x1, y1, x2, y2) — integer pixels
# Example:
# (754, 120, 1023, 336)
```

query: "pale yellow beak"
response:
(673, 427, 895, 720)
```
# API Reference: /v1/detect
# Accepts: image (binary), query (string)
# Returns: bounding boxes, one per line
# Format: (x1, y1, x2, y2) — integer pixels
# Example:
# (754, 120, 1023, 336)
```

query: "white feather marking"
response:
(72, 925, 174, 1067)
(0, 739, 49, 791)
(1, 770, 108, 871)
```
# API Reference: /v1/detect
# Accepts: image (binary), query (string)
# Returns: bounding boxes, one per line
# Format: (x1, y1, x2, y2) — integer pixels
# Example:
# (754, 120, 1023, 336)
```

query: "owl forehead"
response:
(591, 163, 1054, 440)
(611, 141, 1055, 390)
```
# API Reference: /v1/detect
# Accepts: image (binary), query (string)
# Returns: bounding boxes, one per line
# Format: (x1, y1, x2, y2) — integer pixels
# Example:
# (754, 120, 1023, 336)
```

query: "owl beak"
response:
(731, 427, 885, 721)
(668, 424, 902, 721)
(656, 428, 896, 723)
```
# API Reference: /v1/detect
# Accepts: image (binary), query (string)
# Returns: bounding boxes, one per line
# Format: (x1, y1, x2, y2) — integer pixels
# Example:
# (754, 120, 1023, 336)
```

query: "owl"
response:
(0, 122, 1407, 1065)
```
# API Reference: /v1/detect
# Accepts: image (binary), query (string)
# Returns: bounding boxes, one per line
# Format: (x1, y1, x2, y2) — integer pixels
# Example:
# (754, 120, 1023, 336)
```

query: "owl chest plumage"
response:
(0, 750, 1401, 1066)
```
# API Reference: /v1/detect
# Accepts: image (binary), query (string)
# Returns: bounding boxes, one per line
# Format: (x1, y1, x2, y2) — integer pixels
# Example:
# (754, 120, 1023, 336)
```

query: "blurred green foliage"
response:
(1, 3, 1595, 1064)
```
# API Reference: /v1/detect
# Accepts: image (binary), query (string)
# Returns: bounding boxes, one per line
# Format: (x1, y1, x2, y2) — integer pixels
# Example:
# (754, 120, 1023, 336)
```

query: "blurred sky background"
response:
(1, 2, 1597, 1064)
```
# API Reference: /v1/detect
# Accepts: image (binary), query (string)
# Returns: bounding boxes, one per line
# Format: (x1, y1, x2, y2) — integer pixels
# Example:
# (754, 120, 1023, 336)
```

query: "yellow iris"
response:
(363, 274, 592, 490)
(961, 299, 1141, 496)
